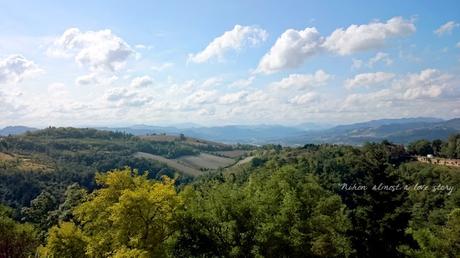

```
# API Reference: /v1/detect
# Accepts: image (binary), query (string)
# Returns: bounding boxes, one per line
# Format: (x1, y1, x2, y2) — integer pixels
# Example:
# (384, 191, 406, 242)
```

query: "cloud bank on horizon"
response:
(0, 1, 459, 127)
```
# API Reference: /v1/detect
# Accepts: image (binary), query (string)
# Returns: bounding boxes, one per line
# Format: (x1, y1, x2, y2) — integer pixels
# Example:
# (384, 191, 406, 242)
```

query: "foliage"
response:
(174, 165, 352, 257)
(40, 168, 183, 257)
(0, 204, 38, 258)
(1, 129, 460, 257)
(407, 133, 460, 158)
(408, 140, 434, 156)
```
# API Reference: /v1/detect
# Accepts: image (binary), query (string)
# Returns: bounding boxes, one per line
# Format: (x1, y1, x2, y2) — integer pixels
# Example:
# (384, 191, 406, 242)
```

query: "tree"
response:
(38, 222, 88, 258)
(55, 183, 87, 221)
(21, 190, 59, 238)
(440, 134, 460, 158)
(0, 204, 38, 258)
(431, 139, 443, 156)
(174, 165, 352, 257)
(399, 208, 460, 258)
(408, 140, 434, 156)
(45, 168, 184, 257)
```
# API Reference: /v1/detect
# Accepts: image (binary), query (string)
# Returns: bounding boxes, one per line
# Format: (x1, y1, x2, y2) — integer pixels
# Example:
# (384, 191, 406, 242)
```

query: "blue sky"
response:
(0, 0, 459, 127)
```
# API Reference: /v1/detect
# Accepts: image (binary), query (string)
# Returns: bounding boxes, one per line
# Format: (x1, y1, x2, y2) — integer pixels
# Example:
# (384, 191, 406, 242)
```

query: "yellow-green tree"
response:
(37, 222, 87, 258)
(40, 168, 182, 257)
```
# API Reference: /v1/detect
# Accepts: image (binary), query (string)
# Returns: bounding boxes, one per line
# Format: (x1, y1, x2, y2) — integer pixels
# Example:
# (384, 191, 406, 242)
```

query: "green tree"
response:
(174, 165, 352, 257)
(0, 204, 38, 258)
(400, 208, 460, 258)
(440, 134, 460, 158)
(408, 140, 434, 156)
(43, 168, 184, 257)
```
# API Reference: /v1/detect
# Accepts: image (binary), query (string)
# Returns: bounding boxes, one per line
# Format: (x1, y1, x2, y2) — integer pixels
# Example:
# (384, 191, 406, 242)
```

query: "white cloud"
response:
(342, 69, 454, 112)
(272, 70, 331, 90)
(0, 55, 43, 84)
(323, 17, 415, 55)
(395, 69, 451, 100)
(201, 77, 223, 88)
(345, 72, 395, 90)
(256, 27, 322, 74)
(75, 72, 118, 86)
(47, 82, 68, 97)
(130, 75, 153, 88)
(185, 90, 218, 105)
(218, 91, 248, 105)
(48, 28, 134, 72)
(289, 92, 318, 105)
(351, 52, 393, 70)
(105, 87, 152, 107)
(228, 76, 255, 88)
(368, 52, 393, 67)
(188, 25, 268, 63)
(258, 17, 414, 73)
(456, 41, 460, 48)
(0, 89, 28, 123)
(434, 21, 459, 36)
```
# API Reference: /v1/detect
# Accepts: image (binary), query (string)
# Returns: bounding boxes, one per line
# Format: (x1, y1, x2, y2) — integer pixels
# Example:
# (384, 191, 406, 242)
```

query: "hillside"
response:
(97, 117, 460, 145)
(2, 117, 459, 146)
(0, 127, 249, 208)
(2, 135, 459, 257)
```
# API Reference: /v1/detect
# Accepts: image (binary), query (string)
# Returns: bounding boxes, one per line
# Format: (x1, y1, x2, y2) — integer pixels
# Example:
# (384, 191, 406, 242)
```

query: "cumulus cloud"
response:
(434, 21, 459, 36)
(257, 17, 414, 73)
(289, 92, 318, 105)
(48, 28, 134, 72)
(228, 76, 255, 88)
(352, 52, 393, 70)
(75, 72, 118, 86)
(105, 87, 152, 107)
(185, 90, 218, 105)
(256, 28, 323, 74)
(368, 52, 393, 67)
(218, 91, 249, 105)
(0, 55, 43, 84)
(342, 69, 454, 111)
(345, 72, 395, 90)
(188, 25, 268, 63)
(323, 17, 415, 55)
(395, 69, 451, 100)
(130, 75, 153, 88)
(272, 70, 331, 90)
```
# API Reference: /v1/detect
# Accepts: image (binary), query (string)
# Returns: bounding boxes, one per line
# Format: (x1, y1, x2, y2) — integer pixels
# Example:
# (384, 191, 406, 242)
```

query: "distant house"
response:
(416, 155, 460, 167)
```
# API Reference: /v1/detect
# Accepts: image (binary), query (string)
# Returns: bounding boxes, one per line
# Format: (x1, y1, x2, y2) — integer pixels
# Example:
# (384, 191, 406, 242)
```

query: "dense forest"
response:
(0, 128, 459, 257)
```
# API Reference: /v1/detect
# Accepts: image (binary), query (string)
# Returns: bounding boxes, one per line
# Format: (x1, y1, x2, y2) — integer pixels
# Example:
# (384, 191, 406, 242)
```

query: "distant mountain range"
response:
(0, 126, 38, 136)
(273, 117, 460, 146)
(1, 117, 459, 145)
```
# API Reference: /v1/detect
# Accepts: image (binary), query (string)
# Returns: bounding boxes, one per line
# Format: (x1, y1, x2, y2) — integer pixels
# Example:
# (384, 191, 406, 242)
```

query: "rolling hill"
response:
(2, 117, 459, 146)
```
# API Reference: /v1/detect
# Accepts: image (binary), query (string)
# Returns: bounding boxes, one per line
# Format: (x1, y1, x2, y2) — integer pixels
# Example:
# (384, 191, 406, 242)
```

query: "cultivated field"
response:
(134, 151, 238, 176)
(213, 150, 248, 158)
(176, 153, 235, 170)
(134, 152, 202, 177)
(140, 135, 231, 149)
(0, 152, 54, 172)
(233, 156, 254, 166)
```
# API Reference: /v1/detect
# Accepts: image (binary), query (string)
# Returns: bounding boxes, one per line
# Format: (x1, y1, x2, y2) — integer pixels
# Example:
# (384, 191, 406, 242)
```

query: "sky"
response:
(0, 0, 460, 127)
